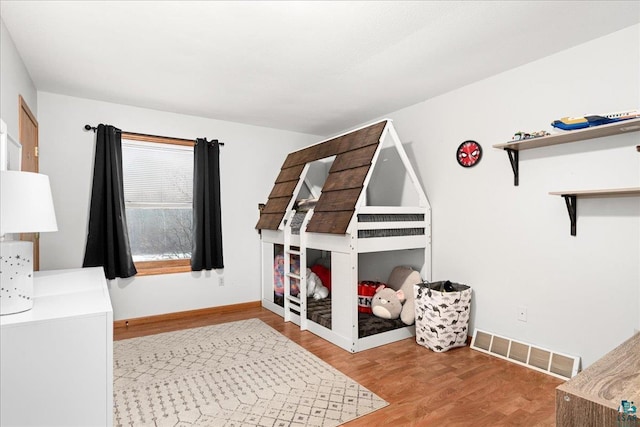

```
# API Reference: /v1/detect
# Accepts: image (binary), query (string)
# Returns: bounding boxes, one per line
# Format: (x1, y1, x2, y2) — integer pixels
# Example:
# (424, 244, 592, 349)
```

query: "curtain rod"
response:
(83, 125, 224, 146)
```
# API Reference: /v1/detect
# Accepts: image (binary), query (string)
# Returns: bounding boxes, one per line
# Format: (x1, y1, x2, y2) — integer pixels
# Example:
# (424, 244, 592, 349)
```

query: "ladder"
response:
(283, 209, 313, 330)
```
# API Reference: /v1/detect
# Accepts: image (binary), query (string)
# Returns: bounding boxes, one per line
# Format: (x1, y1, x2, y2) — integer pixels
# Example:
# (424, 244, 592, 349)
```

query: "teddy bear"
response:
(371, 266, 421, 325)
(306, 268, 329, 300)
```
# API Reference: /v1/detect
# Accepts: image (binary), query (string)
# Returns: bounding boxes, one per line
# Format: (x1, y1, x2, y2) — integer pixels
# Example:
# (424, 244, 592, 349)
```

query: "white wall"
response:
(366, 24, 639, 367)
(37, 92, 320, 321)
(0, 18, 37, 142)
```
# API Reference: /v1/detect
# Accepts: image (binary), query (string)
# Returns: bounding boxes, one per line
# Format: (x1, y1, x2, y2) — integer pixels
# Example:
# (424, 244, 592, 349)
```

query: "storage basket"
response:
(414, 281, 472, 352)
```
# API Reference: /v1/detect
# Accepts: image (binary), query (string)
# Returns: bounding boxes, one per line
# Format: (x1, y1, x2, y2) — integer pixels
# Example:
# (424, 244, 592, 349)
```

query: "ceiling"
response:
(2, 1, 639, 136)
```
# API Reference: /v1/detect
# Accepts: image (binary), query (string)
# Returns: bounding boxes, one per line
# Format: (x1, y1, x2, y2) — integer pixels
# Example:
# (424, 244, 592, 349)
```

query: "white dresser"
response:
(0, 267, 113, 427)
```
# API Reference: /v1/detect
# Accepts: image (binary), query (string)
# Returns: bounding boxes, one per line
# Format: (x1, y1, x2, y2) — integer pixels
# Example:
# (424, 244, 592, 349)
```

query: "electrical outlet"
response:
(219, 276, 224, 286)
(517, 306, 527, 322)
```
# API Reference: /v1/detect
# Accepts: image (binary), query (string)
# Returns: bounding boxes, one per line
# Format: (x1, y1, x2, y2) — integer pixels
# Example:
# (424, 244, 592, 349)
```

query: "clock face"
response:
(456, 140, 482, 167)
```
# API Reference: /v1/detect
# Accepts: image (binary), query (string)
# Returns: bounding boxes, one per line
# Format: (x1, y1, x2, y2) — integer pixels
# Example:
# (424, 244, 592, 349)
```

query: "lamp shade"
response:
(0, 171, 58, 235)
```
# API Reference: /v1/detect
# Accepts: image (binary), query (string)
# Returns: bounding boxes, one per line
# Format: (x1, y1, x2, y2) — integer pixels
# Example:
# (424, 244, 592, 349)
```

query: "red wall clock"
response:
(456, 140, 482, 167)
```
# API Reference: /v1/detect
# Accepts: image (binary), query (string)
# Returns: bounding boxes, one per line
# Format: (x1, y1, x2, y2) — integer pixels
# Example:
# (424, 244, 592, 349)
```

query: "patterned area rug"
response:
(113, 318, 388, 426)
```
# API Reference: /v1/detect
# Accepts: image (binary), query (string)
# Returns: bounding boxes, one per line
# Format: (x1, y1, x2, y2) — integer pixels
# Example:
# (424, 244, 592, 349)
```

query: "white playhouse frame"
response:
(258, 119, 431, 352)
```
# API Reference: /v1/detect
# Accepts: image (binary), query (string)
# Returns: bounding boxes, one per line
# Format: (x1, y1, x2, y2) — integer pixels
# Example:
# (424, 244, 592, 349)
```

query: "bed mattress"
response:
(306, 298, 406, 338)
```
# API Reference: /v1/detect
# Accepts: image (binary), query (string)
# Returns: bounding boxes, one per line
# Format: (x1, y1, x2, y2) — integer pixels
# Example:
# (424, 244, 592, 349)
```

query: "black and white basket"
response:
(414, 281, 472, 352)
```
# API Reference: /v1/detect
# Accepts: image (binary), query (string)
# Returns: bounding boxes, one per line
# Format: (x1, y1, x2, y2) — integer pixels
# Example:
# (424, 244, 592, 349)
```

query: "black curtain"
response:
(191, 138, 224, 270)
(83, 124, 137, 279)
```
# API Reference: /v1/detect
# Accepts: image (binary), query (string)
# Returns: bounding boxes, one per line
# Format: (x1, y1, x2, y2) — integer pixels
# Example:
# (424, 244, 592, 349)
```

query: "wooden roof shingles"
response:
(256, 120, 387, 233)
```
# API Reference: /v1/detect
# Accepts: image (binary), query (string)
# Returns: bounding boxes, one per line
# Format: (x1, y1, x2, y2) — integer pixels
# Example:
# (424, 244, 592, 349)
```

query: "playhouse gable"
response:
(256, 120, 424, 234)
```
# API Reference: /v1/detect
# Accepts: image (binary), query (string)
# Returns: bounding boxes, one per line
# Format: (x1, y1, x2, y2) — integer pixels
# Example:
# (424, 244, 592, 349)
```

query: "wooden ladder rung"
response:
(287, 295, 301, 305)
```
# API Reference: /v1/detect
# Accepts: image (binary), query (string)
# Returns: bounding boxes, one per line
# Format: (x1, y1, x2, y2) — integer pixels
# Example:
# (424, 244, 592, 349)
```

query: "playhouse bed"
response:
(257, 119, 431, 352)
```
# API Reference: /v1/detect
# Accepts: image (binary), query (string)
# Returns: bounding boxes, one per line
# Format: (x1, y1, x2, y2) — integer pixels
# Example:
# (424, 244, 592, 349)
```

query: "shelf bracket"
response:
(505, 148, 519, 186)
(562, 195, 577, 236)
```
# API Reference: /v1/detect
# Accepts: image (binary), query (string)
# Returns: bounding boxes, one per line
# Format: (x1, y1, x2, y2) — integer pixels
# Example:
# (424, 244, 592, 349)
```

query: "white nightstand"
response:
(1, 267, 113, 426)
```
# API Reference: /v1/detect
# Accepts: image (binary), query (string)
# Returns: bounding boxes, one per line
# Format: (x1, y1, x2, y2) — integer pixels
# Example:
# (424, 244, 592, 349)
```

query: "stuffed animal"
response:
(273, 254, 285, 296)
(398, 287, 415, 325)
(274, 254, 303, 297)
(371, 266, 421, 325)
(306, 268, 329, 300)
(371, 285, 404, 320)
(310, 263, 331, 292)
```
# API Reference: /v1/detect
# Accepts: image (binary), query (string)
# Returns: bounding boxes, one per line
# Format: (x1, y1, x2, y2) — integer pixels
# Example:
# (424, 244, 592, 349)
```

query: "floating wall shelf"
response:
(493, 118, 640, 186)
(549, 187, 640, 236)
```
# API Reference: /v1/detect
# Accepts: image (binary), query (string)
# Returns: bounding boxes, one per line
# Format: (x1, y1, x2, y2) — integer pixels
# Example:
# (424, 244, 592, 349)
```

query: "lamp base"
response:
(0, 240, 34, 315)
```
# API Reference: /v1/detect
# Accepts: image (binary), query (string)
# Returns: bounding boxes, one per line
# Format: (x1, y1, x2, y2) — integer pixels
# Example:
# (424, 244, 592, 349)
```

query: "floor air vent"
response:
(471, 329, 580, 380)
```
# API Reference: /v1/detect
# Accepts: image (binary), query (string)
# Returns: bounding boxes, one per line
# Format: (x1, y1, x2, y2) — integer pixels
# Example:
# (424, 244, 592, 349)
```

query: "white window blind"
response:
(122, 139, 194, 261)
(122, 140, 193, 206)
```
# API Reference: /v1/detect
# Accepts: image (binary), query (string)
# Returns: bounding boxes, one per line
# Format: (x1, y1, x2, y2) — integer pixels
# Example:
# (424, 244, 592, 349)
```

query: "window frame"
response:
(121, 132, 195, 276)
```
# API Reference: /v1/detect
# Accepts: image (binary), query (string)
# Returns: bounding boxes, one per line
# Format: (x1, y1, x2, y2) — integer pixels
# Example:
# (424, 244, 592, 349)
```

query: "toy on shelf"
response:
(551, 109, 640, 131)
(512, 130, 551, 141)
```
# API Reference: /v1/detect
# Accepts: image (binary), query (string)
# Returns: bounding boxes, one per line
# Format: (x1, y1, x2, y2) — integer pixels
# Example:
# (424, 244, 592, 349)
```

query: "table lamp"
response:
(0, 171, 58, 315)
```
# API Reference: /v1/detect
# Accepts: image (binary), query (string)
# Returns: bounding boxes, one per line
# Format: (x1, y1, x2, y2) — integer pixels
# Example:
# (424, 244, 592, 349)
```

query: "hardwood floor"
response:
(114, 307, 562, 426)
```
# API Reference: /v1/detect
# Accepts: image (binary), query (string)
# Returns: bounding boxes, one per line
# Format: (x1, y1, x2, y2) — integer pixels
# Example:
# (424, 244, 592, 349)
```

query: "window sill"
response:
(134, 260, 191, 276)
